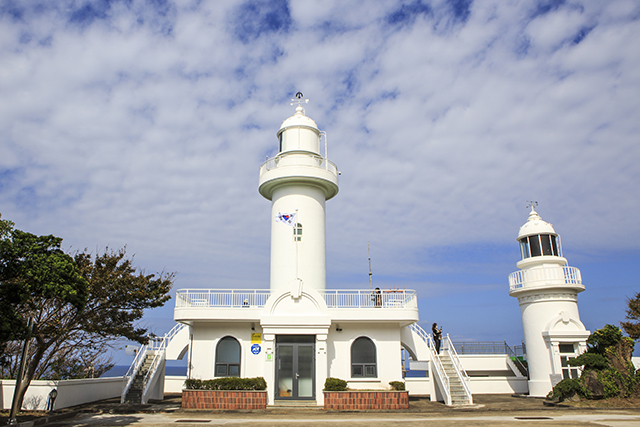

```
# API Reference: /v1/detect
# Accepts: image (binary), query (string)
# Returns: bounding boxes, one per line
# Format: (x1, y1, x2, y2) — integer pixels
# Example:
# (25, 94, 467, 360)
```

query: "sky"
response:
(1, 0, 639, 365)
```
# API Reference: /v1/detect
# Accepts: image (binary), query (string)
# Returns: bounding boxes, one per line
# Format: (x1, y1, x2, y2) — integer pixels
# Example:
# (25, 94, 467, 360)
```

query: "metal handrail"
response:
(175, 288, 418, 309)
(452, 341, 526, 356)
(122, 324, 187, 403)
(504, 342, 529, 378)
(443, 334, 473, 404)
(260, 153, 338, 175)
(142, 348, 165, 404)
(121, 343, 147, 403)
(321, 289, 417, 308)
(175, 289, 271, 308)
(508, 265, 582, 291)
(409, 323, 450, 405)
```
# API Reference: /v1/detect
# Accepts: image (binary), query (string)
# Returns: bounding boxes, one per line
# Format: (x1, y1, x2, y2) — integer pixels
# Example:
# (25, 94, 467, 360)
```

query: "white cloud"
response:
(1, 1, 638, 342)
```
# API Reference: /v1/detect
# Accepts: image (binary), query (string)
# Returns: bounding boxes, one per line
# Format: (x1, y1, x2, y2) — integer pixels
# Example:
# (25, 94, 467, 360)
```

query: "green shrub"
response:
(324, 377, 348, 391)
(546, 378, 591, 401)
(587, 324, 623, 355)
(389, 381, 405, 391)
(184, 377, 266, 391)
(568, 353, 609, 371)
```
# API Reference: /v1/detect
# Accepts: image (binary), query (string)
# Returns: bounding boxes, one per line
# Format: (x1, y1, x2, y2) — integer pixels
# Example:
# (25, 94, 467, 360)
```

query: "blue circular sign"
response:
(251, 344, 261, 355)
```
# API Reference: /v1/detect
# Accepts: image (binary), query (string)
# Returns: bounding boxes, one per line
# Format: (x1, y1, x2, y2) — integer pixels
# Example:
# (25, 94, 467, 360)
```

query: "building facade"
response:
(508, 206, 589, 397)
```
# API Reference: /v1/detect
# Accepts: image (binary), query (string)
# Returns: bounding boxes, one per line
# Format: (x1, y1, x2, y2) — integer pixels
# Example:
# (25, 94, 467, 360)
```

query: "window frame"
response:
(214, 336, 241, 378)
(351, 336, 377, 378)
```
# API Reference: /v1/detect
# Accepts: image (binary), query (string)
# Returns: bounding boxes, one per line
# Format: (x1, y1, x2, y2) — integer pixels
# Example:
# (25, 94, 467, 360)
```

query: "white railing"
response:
(141, 348, 165, 404)
(175, 288, 417, 309)
(121, 324, 187, 403)
(508, 265, 582, 291)
(408, 323, 450, 405)
(175, 289, 271, 308)
(321, 289, 417, 308)
(121, 343, 147, 403)
(260, 153, 339, 176)
(159, 323, 187, 348)
(443, 334, 473, 405)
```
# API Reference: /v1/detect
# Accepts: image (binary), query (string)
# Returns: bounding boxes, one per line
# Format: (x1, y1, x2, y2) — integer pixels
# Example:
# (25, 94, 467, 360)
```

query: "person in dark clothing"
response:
(432, 322, 443, 354)
(373, 287, 382, 307)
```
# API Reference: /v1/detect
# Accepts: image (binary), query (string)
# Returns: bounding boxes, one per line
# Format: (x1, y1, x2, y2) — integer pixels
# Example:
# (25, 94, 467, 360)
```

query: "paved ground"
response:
(21, 394, 640, 426)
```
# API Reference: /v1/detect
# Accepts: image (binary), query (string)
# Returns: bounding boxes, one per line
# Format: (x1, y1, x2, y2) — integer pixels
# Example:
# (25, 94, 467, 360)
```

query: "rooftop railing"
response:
(452, 341, 526, 357)
(259, 153, 339, 176)
(175, 289, 271, 308)
(508, 265, 582, 291)
(321, 289, 417, 309)
(175, 289, 417, 309)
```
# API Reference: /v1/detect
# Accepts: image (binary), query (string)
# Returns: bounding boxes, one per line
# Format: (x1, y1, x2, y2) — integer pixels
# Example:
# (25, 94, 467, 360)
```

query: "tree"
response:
(621, 292, 640, 340)
(549, 324, 638, 401)
(1, 215, 175, 409)
(0, 218, 87, 368)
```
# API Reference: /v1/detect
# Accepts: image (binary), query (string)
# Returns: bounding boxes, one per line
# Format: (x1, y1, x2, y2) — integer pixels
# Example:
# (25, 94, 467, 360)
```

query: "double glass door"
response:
(276, 336, 315, 400)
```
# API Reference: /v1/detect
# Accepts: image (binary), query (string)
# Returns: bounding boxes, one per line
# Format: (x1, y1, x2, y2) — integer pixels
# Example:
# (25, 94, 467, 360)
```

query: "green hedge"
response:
(184, 377, 267, 391)
(324, 377, 348, 391)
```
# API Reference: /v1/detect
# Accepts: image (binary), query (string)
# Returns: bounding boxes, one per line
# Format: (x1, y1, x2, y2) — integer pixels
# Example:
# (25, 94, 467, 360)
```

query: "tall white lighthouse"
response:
(258, 94, 339, 293)
(508, 205, 590, 397)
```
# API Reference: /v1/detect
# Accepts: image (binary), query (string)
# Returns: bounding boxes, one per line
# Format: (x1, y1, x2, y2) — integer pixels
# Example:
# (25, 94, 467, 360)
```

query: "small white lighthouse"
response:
(508, 204, 590, 397)
(258, 93, 339, 293)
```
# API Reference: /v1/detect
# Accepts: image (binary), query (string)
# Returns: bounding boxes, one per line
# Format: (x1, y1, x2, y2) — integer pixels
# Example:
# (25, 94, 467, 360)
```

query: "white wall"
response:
(327, 323, 404, 390)
(190, 322, 264, 381)
(469, 377, 528, 394)
(1, 377, 123, 411)
(165, 376, 187, 393)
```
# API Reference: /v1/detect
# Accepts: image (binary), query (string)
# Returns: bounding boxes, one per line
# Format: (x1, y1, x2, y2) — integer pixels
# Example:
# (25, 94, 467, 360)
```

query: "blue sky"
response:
(1, 0, 639, 364)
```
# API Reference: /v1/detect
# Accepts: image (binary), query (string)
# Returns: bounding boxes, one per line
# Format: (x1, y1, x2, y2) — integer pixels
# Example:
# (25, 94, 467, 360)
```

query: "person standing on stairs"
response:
(432, 323, 443, 353)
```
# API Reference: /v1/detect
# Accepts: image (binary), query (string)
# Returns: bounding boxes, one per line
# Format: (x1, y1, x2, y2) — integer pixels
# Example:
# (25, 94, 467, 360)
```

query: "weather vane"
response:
(291, 92, 309, 108)
(526, 200, 538, 210)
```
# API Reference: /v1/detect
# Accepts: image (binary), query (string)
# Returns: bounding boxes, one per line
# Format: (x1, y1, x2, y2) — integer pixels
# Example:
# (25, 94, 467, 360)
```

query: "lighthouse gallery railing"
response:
(175, 289, 417, 309)
(508, 265, 582, 291)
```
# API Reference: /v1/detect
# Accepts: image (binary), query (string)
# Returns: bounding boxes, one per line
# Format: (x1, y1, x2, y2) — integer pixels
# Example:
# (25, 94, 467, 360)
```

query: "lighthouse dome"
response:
(517, 208, 557, 240)
(278, 105, 319, 134)
(276, 104, 321, 155)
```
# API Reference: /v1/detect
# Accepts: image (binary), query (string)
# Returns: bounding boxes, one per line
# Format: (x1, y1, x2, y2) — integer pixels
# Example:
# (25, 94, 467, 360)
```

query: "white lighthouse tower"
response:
(258, 93, 339, 293)
(508, 204, 590, 397)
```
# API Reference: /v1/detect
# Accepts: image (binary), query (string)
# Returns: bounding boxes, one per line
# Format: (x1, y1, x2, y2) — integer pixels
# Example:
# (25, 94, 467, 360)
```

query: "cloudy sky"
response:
(1, 0, 639, 363)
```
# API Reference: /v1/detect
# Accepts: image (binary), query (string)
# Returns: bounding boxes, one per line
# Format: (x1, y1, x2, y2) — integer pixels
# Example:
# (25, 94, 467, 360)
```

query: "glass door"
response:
(275, 336, 315, 400)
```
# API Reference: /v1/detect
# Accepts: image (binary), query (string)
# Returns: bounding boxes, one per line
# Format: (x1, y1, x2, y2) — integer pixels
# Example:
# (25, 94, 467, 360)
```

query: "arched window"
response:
(351, 337, 377, 378)
(215, 336, 240, 377)
(294, 223, 303, 242)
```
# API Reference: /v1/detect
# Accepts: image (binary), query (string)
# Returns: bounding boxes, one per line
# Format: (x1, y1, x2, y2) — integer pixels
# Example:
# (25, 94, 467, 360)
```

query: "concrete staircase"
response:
(439, 352, 471, 405)
(122, 353, 155, 404)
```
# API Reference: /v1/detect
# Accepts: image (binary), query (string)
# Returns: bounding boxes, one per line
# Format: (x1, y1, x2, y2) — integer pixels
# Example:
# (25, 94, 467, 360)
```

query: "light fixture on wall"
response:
(251, 323, 255, 331)
(336, 324, 342, 332)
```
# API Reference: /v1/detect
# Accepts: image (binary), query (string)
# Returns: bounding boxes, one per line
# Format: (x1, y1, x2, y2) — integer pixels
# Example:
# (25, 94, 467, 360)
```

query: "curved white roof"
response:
(277, 105, 319, 136)
(517, 208, 557, 240)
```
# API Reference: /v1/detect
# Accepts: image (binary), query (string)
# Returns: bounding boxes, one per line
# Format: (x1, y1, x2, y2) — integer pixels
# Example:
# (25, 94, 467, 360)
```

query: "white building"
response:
(118, 98, 590, 407)
(170, 96, 439, 406)
(508, 206, 589, 397)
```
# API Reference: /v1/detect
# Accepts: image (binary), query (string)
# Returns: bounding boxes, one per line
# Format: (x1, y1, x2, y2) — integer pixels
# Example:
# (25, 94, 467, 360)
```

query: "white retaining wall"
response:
(1, 377, 123, 411)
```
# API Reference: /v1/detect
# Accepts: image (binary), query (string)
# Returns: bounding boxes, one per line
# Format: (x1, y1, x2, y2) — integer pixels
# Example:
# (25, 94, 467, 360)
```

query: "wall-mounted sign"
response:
(251, 344, 261, 355)
(251, 333, 262, 344)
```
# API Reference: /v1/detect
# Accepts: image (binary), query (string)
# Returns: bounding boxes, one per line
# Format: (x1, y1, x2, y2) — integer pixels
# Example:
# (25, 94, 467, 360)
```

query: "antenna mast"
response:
(368, 242, 373, 290)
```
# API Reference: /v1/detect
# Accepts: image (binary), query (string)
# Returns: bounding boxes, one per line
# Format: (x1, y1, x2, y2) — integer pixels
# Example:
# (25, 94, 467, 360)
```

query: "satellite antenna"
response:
(368, 242, 373, 291)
